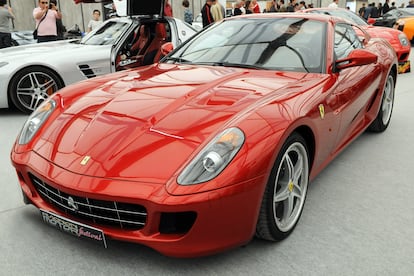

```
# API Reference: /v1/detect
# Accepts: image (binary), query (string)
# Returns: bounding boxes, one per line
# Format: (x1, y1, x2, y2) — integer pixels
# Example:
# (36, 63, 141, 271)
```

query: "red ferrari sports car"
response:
(301, 8, 411, 73)
(11, 13, 397, 257)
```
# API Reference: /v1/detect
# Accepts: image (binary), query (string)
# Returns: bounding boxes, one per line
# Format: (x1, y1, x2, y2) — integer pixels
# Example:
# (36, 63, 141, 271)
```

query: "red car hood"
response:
(34, 64, 320, 183)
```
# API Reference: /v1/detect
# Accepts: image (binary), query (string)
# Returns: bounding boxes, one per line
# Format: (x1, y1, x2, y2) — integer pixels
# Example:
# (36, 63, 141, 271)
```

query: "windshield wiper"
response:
(195, 61, 264, 70)
(163, 56, 192, 64)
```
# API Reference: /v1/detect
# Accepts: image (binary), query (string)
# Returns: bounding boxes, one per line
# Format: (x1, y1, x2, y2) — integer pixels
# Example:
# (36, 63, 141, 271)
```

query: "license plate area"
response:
(40, 209, 107, 248)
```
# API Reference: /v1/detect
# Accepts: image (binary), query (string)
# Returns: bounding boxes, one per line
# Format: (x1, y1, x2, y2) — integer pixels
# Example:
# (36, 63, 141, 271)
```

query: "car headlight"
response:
(177, 127, 245, 185)
(398, 20, 405, 26)
(18, 99, 56, 145)
(398, 33, 409, 46)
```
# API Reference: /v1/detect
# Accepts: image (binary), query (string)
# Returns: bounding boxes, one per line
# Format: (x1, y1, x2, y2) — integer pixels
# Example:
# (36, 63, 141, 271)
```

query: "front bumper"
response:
(11, 149, 266, 257)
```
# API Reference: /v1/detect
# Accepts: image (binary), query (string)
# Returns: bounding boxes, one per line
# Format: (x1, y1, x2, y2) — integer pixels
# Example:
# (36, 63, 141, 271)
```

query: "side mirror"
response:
(161, 42, 174, 56)
(335, 49, 378, 71)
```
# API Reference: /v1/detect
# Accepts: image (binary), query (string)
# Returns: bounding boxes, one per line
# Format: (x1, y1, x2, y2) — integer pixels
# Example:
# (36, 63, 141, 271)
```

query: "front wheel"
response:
(9, 66, 64, 114)
(368, 72, 395, 132)
(256, 132, 310, 241)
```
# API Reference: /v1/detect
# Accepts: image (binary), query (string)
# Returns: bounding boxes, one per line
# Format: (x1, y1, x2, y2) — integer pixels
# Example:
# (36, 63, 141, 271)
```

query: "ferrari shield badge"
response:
(319, 104, 325, 119)
(80, 156, 91, 166)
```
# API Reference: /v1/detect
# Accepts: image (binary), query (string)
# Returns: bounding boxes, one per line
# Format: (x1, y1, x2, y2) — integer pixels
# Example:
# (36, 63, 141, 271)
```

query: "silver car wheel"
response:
(367, 72, 395, 133)
(273, 141, 309, 232)
(381, 74, 394, 126)
(9, 66, 63, 114)
(17, 72, 58, 111)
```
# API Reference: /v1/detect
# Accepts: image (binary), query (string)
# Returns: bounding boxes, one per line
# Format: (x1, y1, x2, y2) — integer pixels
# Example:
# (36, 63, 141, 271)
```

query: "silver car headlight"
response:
(18, 99, 56, 145)
(398, 33, 409, 47)
(177, 127, 245, 185)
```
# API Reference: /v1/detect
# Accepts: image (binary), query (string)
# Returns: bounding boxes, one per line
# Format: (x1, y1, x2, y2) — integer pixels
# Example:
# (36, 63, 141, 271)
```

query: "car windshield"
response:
(166, 17, 326, 73)
(398, 8, 414, 17)
(80, 21, 130, 45)
(384, 8, 414, 17)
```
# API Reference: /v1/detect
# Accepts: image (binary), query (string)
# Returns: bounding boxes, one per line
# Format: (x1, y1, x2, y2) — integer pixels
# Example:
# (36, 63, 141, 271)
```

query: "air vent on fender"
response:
(79, 64, 96, 78)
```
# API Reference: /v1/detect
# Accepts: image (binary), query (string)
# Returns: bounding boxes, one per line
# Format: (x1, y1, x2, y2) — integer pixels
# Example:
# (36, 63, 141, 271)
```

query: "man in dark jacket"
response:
(383, 0, 390, 14)
(201, 0, 214, 28)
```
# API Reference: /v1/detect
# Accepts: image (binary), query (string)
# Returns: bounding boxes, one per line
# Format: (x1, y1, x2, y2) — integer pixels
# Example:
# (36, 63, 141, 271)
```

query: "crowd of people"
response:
(265, 0, 314, 12)
(33, 0, 102, 43)
(358, 0, 398, 20)
(198, 0, 316, 25)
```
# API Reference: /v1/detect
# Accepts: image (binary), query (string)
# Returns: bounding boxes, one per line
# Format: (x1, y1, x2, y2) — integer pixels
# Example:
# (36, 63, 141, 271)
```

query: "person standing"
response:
(370, 2, 379, 18)
(328, 0, 339, 8)
(164, 0, 173, 16)
(233, 1, 243, 15)
(211, 0, 224, 21)
(358, 3, 366, 16)
(363, 3, 373, 19)
(87, 9, 102, 32)
(33, 0, 62, 43)
(268, 0, 279, 12)
(279, 0, 287, 11)
(382, 0, 390, 14)
(201, 0, 214, 28)
(50, 0, 65, 40)
(244, 0, 253, 14)
(182, 0, 193, 25)
(0, 0, 14, 48)
(287, 0, 296, 11)
(251, 0, 261, 13)
(239, 0, 246, 14)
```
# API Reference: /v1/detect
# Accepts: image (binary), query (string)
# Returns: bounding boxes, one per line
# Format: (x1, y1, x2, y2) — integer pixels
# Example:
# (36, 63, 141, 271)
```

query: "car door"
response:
(109, 0, 196, 72)
(109, 0, 166, 72)
(331, 23, 382, 151)
(76, 19, 132, 79)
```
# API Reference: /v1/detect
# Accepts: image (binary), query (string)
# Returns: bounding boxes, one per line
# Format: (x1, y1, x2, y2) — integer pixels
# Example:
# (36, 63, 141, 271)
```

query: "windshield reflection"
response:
(80, 21, 129, 46)
(167, 18, 325, 73)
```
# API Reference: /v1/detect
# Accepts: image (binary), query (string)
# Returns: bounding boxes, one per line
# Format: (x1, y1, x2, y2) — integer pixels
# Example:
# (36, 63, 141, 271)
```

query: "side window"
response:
(334, 23, 363, 60)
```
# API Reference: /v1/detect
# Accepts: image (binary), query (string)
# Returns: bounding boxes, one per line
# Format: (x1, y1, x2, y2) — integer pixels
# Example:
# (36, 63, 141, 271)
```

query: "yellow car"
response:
(396, 17, 414, 42)
(395, 18, 413, 73)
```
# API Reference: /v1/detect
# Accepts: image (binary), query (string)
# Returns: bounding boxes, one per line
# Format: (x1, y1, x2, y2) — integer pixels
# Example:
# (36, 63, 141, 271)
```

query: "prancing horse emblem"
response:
(80, 155, 91, 165)
(67, 196, 78, 212)
(318, 104, 325, 119)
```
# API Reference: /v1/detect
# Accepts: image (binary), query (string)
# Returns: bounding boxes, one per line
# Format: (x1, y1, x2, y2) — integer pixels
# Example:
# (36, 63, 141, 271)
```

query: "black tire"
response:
(368, 72, 395, 132)
(256, 132, 310, 241)
(9, 66, 64, 114)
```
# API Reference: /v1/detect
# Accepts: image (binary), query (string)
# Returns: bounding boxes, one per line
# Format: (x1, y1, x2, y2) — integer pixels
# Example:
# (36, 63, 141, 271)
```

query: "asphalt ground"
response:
(1, 53, 413, 275)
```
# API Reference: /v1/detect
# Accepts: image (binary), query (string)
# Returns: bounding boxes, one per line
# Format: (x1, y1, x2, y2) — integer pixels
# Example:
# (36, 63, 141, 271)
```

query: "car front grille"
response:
(29, 173, 147, 230)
